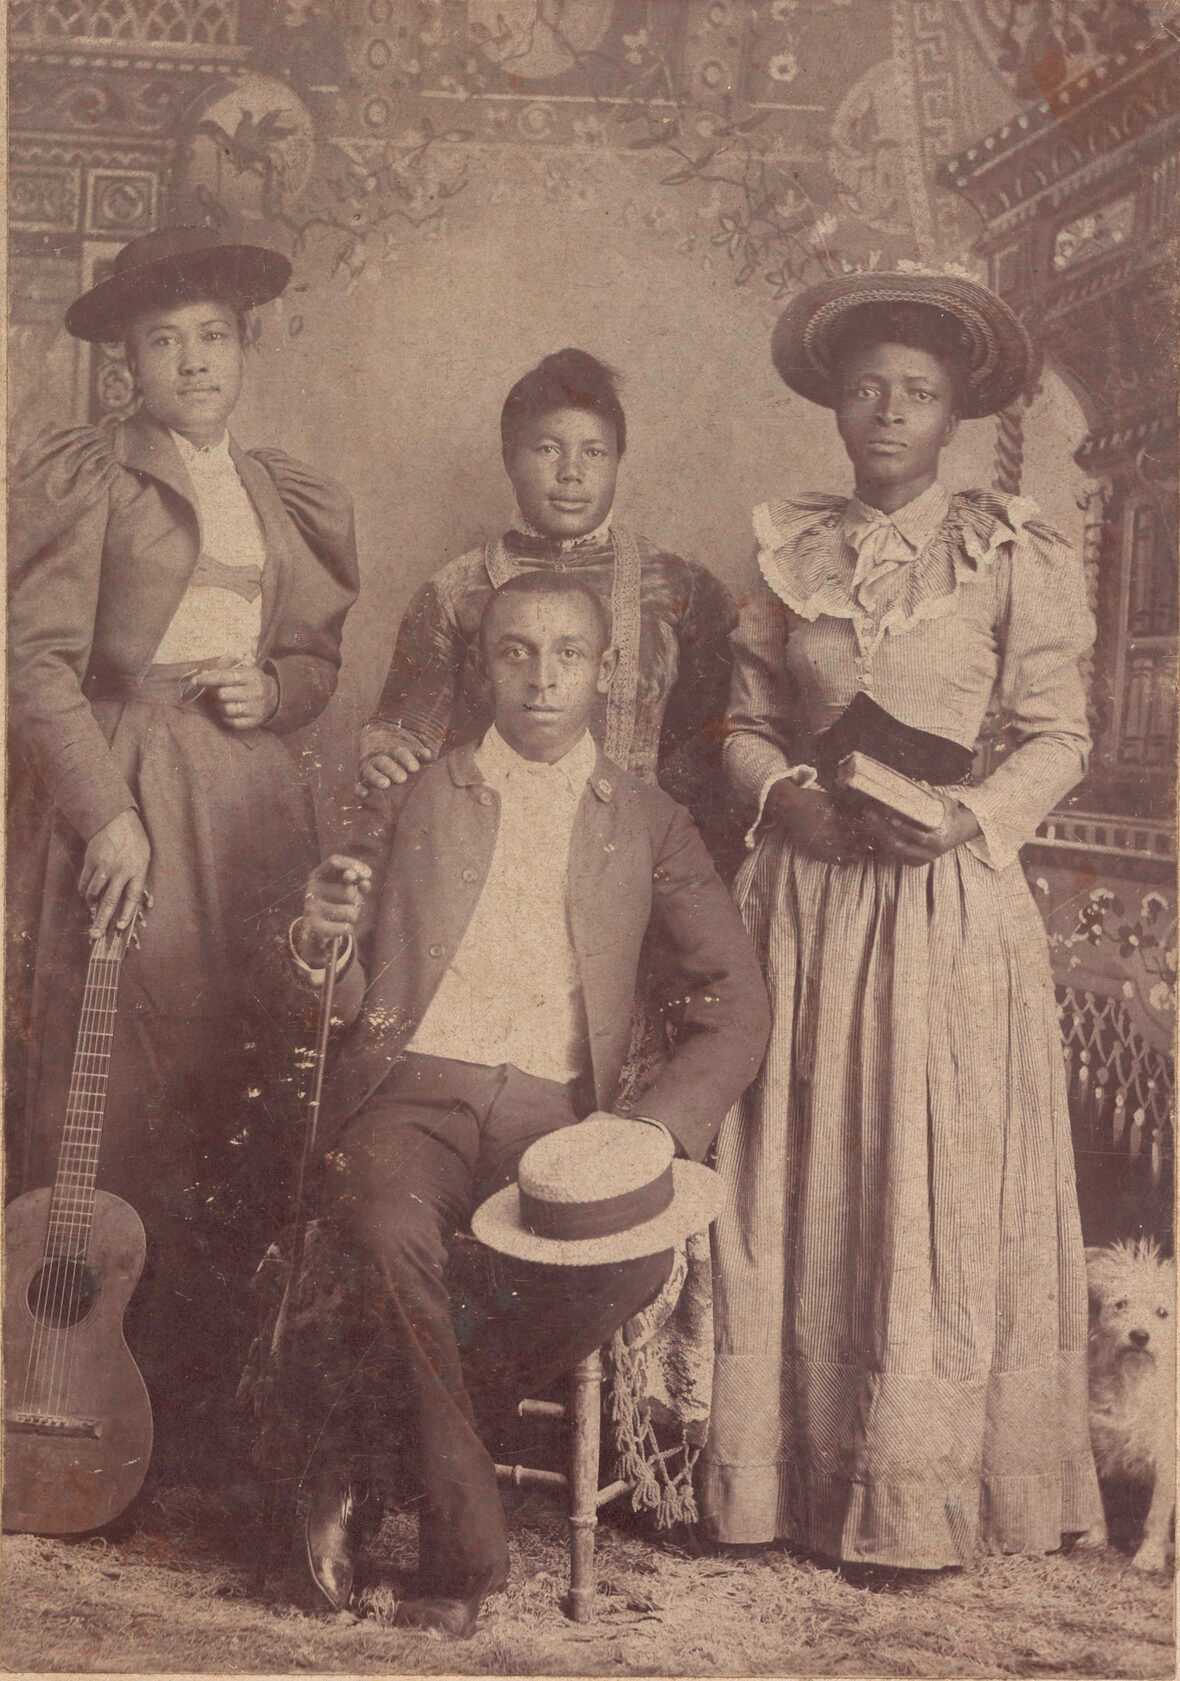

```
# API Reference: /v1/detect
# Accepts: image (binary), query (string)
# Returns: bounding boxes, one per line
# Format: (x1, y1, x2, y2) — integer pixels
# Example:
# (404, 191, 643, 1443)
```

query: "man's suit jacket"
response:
(7, 412, 358, 841)
(316, 742, 770, 1162)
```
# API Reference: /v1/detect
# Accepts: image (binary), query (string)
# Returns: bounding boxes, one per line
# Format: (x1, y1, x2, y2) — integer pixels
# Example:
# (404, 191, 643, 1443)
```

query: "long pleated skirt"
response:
(699, 836, 1103, 1567)
(6, 674, 320, 1465)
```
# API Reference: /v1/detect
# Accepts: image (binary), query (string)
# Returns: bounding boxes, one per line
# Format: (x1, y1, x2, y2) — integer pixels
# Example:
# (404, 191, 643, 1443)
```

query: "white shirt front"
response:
(151, 429, 267, 665)
(406, 725, 596, 1084)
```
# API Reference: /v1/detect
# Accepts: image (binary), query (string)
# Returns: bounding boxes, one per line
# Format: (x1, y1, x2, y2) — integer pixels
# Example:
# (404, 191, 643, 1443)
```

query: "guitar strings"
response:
(22, 933, 121, 1422)
(54, 940, 120, 1422)
(44, 936, 116, 1420)
(24, 934, 105, 1417)
(52, 939, 121, 1421)
(20, 934, 104, 1412)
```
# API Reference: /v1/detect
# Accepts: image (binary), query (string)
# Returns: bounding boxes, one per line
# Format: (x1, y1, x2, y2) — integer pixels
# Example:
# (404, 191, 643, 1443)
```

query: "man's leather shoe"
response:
(394, 1594, 482, 1638)
(304, 1471, 381, 1611)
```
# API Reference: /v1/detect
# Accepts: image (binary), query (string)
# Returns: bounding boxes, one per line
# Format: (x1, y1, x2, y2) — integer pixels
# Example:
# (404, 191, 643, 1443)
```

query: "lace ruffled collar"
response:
(752, 487, 1042, 638)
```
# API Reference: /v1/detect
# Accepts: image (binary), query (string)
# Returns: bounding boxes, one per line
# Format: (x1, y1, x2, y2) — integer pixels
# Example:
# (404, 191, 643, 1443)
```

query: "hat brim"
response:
(65, 244, 292, 343)
(771, 272, 1033, 419)
(471, 1160, 724, 1266)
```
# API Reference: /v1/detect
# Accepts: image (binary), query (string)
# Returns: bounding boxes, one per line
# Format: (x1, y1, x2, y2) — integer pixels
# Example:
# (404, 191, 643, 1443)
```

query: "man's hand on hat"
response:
(296, 855, 372, 967)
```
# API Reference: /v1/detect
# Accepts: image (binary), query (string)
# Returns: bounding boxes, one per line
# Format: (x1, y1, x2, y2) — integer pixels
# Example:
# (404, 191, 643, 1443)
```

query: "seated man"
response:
(291, 570, 769, 1636)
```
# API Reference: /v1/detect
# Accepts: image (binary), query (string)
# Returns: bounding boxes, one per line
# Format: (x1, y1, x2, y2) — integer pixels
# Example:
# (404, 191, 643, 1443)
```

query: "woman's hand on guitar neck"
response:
(80, 810, 151, 938)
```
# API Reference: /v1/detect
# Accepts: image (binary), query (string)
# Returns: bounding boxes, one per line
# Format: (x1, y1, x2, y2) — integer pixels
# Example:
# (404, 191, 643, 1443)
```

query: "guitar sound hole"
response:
(27, 1260, 99, 1329)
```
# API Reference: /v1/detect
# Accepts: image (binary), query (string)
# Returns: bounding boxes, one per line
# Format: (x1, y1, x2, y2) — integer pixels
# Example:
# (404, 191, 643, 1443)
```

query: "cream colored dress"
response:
(700, 483, 1105, 1566)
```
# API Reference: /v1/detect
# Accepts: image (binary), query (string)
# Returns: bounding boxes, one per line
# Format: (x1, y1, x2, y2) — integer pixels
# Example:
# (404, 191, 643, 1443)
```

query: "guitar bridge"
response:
(7, 1411, 102, 1439)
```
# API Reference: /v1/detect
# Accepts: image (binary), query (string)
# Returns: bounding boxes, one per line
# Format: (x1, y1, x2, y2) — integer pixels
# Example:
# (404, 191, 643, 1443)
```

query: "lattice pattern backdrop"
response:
(12, 0, 237, 41)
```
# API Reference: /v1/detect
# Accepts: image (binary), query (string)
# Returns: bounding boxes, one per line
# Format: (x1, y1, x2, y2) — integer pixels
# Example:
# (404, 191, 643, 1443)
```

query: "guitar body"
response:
(3, 1186, 153, 1535)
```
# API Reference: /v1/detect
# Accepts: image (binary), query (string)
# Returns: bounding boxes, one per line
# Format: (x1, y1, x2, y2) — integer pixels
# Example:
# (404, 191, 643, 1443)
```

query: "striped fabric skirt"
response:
(699, 836, 1103, 1567)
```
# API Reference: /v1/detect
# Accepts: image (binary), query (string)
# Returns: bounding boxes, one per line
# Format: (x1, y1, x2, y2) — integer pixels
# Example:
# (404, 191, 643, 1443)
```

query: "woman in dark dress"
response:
(6, 226, 359, 1479)
(358, 348, 738, 871)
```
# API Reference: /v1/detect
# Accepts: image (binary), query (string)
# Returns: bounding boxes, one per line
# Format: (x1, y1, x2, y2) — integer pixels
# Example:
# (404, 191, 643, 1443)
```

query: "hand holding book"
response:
(834, 752, 946, 830)
(834, 752, 982, 865)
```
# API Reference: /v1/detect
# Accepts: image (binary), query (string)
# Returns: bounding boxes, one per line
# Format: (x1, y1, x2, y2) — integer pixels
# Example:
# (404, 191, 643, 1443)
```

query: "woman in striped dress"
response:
(700, 270, 1104, 1567)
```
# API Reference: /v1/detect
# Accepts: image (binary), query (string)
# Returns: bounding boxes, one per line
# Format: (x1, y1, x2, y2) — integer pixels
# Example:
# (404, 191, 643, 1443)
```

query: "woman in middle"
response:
(358, 348, 737, 865)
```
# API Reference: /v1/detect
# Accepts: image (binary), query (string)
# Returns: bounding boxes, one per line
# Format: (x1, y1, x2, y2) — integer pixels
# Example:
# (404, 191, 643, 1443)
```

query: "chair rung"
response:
(494, 1462, 569, 1491)
(595, 1477, 632, 1508)
(517, 1398, 566, 1420)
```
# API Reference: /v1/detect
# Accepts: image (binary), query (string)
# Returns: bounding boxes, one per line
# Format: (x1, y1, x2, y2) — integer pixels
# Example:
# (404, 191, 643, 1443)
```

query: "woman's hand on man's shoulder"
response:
(357, 729, 433, 792)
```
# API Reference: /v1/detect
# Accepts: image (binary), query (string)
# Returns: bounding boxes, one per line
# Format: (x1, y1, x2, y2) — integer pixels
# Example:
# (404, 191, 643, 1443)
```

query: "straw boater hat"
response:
(65, 225, 291, 343)
(770, 267, 1033, 419)
(472, 1115, 723, 1266)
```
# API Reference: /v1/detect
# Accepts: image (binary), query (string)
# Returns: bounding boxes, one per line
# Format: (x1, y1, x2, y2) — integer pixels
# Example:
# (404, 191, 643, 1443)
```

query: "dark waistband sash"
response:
(85, 661, 231, 710)
(521, 1162, 674, 1242)
(814, 691, 974, 790)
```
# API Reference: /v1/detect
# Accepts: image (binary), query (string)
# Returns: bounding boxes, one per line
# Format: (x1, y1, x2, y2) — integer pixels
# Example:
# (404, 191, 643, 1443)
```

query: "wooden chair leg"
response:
(567, 1348, 602, 1622)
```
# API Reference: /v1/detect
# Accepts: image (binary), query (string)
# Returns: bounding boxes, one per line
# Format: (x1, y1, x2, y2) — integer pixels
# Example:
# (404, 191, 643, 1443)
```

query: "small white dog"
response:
(1082, 1238, 1176, 1571)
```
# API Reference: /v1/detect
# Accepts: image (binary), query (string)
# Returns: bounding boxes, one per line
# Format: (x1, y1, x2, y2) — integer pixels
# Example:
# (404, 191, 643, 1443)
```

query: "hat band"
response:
(521, 1162, 674, 1242)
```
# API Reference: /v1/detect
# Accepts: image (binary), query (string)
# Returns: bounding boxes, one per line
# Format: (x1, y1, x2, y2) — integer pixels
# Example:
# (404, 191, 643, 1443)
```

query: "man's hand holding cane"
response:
(294, 857, 373, 971)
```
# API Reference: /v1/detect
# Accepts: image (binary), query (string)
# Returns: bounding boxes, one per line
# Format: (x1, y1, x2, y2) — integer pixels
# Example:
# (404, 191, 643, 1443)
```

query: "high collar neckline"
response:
(168, 427, 233, 466)
(478, 724, 597, 791)
(510, 510, 613, 552)
(843, 481, 950, 552)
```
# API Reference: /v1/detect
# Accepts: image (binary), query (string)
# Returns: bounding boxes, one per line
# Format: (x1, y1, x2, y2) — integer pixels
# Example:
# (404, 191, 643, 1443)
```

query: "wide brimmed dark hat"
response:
(771, 268, 1033, 419)
(65, 226, 291, 343)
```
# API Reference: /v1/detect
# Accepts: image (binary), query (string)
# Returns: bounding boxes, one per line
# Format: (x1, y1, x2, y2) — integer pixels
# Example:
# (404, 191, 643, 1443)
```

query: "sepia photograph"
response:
(3, 0, 1177, 1675)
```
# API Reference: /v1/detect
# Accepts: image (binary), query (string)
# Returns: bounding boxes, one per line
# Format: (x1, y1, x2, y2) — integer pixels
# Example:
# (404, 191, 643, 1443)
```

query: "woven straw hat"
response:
(471, 1115, 723, 1266)
(66, 226, 291, 343)
(771, 267, 1033, 419)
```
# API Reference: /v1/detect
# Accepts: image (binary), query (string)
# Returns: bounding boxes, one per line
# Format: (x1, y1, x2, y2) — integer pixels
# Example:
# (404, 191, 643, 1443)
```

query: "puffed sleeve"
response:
(723, 575, 818, 847)
(361, 574, 468, 766)
(957, 510, 1095, 872)
(249, 447, 360, 734)
(7, 424, 138, 840)
(656, 558, 740, 867)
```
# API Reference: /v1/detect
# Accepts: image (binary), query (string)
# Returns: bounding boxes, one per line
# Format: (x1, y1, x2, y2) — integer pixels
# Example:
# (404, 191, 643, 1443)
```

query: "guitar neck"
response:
(46, 931, 129, 1261)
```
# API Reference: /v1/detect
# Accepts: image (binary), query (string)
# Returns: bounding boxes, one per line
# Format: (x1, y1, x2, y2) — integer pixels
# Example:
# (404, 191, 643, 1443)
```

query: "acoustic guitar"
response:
(3, 917, 153, 1534)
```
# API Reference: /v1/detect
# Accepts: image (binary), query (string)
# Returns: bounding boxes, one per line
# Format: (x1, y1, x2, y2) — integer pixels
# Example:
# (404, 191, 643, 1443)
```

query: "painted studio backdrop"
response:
(7, 0, 1178, 1245)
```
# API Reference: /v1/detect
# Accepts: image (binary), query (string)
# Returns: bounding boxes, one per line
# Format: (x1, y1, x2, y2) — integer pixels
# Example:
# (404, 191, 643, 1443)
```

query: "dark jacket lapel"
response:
(117, 413, 201, 531)
(566, 751, 645, 1104)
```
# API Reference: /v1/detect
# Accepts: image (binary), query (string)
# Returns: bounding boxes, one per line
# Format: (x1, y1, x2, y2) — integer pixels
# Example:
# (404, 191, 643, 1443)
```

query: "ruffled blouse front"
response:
(726, 484, 1095, 870)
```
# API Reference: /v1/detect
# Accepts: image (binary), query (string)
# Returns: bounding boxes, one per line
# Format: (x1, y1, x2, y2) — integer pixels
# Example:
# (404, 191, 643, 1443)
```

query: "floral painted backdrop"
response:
(8, 0, 1173, 1240)
(155, 1, 1162, 306)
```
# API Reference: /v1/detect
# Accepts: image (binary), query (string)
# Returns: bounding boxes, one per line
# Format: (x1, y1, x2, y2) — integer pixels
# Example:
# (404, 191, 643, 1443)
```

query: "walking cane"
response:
(255, 931, 342, 1587)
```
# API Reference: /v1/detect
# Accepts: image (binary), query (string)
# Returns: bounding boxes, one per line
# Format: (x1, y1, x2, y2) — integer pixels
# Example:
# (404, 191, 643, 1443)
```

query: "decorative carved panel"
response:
(13, 0, 238, 43)
(943, 36, 1177, 1243)
(87, 168, 159, 232)
(10, 164, 83, 232)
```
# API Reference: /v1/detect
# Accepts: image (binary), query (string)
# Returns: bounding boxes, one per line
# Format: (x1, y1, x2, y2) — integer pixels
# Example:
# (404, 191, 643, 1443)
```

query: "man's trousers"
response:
(326, 1053, 672, 1600)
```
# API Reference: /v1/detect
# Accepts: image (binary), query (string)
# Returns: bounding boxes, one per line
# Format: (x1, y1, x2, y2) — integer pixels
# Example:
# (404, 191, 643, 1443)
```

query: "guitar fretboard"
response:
(46, 942, 126, 1262)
